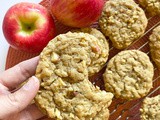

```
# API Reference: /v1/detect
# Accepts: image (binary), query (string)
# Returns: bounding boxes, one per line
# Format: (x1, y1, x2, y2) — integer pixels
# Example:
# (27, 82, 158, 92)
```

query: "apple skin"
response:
(3, 2, 56, 53)
(50, 0, 104, 28)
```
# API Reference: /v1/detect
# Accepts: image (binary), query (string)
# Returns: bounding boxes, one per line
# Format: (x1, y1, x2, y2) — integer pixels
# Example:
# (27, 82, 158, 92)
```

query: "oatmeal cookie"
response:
(149, 25, 160, 68)
(99, 0, 148, 49)
(139, 0, 160, 16)
(35, 32, 113, 119)
(140, 95, 160, 120)
(103, 50, 154, 100)
(72, 28, 109, 75)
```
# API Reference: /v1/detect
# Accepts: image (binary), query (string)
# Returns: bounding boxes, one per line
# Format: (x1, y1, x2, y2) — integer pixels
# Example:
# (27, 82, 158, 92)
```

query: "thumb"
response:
(0, 76, 39, 119)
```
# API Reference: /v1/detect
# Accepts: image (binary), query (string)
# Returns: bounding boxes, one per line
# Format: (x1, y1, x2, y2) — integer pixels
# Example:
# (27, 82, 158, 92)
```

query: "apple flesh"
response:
(3, 2, 56, 53)
(50, 0, 104, 28)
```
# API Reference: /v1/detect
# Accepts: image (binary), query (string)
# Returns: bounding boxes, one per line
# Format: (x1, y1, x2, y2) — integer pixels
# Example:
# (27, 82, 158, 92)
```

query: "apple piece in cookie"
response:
(50, 0, 104, 28)
(2, 2, 56, 53)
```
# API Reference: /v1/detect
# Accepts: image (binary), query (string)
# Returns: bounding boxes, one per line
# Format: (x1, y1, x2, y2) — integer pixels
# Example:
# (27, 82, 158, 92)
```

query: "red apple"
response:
(50, 0, 104, 28)
(2, 2, 56, 53)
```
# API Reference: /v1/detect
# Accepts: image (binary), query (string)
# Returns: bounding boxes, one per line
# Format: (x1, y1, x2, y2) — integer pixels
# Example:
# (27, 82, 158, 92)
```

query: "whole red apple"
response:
(50, 0, 104, 28)
(2, 2, 56, 53)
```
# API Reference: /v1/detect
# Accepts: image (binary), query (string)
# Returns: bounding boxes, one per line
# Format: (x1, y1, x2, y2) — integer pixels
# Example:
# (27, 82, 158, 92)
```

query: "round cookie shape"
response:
(99, 0, 148, 49)
(72, 28, 109, 52)
(35, 32, 113, 119)
(103, 50, 154, 100)
(72, 27, 109, 58)
(139, 0, 160, 16)
(140, 95, 160, 120)
(149, 25, 160, 68)
(72, 27, 109, 73)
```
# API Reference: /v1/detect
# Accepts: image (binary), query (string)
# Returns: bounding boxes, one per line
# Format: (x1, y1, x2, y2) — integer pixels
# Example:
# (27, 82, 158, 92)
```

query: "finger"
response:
(0, 56, 39, 89)
(0, 83, 10, 95)
(0, 76, 39, 119)
(3, 104, 44, 120)
(18, 104, 44, 120)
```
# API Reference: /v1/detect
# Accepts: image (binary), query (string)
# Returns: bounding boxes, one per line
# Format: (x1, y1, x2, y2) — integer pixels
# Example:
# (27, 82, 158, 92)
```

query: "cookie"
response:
(139, 0, 160, 16)
(103, 50, 154, 100)
(35, 32, 113, 119)
(72, 28, 109, 75)
(72, 27, 109, 61)
(99, 0, 148, 49)
(149, 25, 160, 68)
(140, 95, 160, 120)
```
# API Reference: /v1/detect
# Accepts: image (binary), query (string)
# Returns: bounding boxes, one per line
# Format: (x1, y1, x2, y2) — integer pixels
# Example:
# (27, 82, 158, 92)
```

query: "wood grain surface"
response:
(5, 0, 160, 120)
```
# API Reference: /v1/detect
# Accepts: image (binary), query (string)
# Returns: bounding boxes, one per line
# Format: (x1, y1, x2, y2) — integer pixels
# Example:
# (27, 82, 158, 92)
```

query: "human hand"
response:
(0, 57, 44, 120)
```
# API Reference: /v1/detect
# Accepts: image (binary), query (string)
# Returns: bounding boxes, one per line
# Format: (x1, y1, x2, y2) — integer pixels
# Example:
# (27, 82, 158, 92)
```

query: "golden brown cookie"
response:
(72, 27, 109, 76)
(99, 0, 148, 49)
(149, 25, 160, 68)
(139, 0, 160, 16)
(140, 95, 160, 120)
(103, 50, 154, 100)
(35, 32, 113, 120)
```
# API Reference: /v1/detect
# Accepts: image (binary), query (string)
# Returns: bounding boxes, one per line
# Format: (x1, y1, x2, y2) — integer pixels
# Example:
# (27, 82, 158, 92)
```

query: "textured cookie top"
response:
(140, 95, 160, 120)
(149, 25, 160, 68)
(99, 0, 148, 49)
(72, 27, 109, 58)
(38, 32, 108, 78)
(72, 28, 109, 76)
(139, 0, 160, 16)
(103, 50, 154, 100)
(35, 32, 113, 119)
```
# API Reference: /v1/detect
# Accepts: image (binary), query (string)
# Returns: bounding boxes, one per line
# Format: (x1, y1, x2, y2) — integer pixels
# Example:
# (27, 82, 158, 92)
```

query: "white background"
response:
(0, 0, 40, 72)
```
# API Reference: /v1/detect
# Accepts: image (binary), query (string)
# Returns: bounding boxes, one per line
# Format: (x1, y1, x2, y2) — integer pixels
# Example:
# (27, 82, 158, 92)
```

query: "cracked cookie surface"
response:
(140, 95, 160, 120)
(99, 0, 148, 49)
(35, 32, 113, 120)
(139, 0, 160, 16)
(103, 50, 154, 100)
(149, 25, 160, 68)
(72, 28, 109, 76)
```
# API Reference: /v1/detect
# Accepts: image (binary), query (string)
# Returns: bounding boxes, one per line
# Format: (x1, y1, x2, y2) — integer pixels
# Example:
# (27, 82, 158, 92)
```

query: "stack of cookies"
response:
(34, 0, 160, 119)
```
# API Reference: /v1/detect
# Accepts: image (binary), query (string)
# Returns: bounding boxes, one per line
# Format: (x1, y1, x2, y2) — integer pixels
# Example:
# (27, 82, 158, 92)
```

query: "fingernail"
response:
(22, 76, 39, 91)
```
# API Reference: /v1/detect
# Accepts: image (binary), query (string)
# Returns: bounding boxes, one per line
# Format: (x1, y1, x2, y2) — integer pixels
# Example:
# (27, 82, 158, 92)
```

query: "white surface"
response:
(0, 0, 41, 72)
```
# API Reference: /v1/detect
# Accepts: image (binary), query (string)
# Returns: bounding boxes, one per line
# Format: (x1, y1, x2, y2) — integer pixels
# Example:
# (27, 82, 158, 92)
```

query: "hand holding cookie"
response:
(34, 32, 113, 120)
(0, 57, 44, 120)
